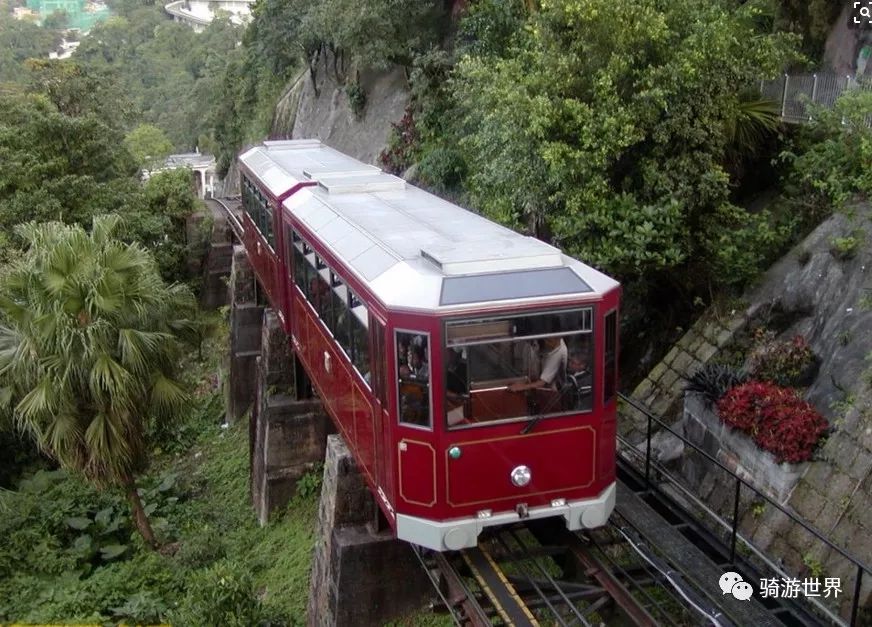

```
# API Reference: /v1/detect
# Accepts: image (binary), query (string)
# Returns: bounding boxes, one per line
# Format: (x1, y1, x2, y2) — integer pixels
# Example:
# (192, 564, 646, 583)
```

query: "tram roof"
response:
(239, 139, 380, 197)
(246, 140, 619, 311)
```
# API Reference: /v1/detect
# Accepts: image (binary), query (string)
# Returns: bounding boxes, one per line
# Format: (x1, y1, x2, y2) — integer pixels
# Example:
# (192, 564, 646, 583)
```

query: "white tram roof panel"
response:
(239, 140, 380, 197)
(280, 171, 619, 312)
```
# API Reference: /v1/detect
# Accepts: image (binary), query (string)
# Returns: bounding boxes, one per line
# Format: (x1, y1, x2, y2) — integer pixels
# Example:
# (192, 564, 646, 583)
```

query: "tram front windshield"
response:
(444, 308, 594, 429)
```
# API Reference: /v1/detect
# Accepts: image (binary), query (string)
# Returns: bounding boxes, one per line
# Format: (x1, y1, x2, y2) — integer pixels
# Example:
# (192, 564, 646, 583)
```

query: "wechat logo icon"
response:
(719, 571, 754, 601)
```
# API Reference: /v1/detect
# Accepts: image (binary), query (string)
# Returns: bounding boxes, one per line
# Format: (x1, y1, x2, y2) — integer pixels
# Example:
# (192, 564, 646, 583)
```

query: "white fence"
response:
(759, 73, 871, 123)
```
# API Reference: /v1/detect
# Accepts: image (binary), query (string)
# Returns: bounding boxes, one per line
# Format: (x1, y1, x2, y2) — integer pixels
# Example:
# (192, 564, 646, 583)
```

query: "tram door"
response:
(369, 316, 393, 513)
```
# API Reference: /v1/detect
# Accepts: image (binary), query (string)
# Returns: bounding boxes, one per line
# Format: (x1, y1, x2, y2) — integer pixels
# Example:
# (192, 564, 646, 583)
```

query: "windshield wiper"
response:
(521, 413, 543, 435)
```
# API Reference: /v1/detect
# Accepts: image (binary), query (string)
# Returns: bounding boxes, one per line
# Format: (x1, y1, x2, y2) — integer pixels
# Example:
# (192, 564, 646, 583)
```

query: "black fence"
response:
(618, 393, 872, 626)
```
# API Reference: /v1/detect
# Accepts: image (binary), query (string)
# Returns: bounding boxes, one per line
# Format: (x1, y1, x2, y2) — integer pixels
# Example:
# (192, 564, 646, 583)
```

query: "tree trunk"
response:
(122, 473, 157, 549)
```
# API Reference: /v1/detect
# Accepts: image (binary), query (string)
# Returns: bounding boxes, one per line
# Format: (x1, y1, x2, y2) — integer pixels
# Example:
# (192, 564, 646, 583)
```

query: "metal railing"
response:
(760, 73, 872, 123)
(211, 196, 244, 242)
(618, 392, 872, 626)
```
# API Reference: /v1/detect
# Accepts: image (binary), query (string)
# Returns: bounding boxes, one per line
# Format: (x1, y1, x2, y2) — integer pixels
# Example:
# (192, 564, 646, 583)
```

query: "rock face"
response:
(625, 203, 872, 612)
(272, 51, 410, 165)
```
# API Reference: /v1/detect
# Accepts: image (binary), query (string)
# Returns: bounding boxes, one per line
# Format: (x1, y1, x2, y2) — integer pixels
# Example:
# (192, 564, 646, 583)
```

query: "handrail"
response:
(759, 73, 872, 124)
(618, 391, 871, 625)
(211, 196, 244, 242)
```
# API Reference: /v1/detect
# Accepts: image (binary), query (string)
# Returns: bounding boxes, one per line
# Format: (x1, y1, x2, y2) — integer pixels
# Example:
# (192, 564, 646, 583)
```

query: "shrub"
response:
(748, 334, 817, 387)
(345, 81, 366, 118)
(829, 234, 861, 261)
(378, 107, 419, 175)
(685, 364, 748, 407)
(168, 560, 261, 627)
(717, 381, 828, 463)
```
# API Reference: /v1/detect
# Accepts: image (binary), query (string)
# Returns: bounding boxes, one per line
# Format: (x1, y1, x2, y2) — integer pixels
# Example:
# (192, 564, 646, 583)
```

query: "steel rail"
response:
(619, 391, 870, 626)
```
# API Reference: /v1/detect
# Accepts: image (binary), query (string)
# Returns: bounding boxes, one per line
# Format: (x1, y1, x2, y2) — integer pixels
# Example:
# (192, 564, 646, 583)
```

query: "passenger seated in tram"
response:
(398, 333, 430, 427)
(563, 352, 593, 411)
(408, 345, 429, 381)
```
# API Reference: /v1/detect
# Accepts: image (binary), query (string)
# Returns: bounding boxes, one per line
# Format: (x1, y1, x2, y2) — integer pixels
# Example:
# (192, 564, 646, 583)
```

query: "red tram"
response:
(237, 139, 620, 551)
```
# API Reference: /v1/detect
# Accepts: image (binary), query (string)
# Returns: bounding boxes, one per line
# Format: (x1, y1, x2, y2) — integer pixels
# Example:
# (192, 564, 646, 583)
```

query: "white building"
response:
(143, 152, 217, 199)
(164, 0, 254, 31)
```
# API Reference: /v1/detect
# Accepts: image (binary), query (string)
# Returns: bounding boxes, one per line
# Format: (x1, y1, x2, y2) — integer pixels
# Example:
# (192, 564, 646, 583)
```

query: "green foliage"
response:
(773, 0, 844, 60)
(346, 80, 366, 117)
(295, 462, 324, 499)
(0, 218, 197, 544)
(781, 90, 872, 213)
(125, 124, 174, 169)
(829, 232, 863, 261)
(304, 0, 444, 70)
(457, 0, 527, 59)
(450, 0, 799, 286)
(0, 13, 59, 84)
(748, 333, 817, 387)
(0, 319, 318, 624)
(168, 559, 262, 627)
(75, 11, 244, 150)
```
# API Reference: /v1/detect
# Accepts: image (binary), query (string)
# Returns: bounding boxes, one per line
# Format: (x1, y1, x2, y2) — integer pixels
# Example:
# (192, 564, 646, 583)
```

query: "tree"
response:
(452, 0, 799, 286)
(124, 124, 174, 169)
(0, 217, 197, 547)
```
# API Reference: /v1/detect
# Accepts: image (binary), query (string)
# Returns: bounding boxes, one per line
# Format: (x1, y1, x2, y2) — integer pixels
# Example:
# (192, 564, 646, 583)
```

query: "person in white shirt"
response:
(507, 337, 567, 393)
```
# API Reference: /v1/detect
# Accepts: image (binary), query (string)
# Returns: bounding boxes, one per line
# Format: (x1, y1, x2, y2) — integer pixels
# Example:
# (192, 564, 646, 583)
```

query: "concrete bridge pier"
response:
(227, 245, 263, 424)
(251, 310, 334, 524)
(307, 435, 431, 626)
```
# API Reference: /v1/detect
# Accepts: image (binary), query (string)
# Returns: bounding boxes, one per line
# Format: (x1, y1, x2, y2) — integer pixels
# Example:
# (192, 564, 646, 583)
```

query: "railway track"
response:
(413, 518, 697, 626)
(413, 475, 832, 627)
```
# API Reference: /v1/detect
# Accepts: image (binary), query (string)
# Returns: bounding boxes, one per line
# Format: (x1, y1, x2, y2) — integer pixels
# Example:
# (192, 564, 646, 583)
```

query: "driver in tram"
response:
(507, 335, 567, 393)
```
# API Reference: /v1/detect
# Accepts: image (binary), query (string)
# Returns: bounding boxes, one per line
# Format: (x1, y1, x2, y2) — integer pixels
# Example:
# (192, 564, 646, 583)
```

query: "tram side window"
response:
(604, 311, 617, 403)
(397, 331, 431, 428)
(370, 318, 386, 402)
(312, 263, 332, 329)
(293, 239, 310, 299)
(329, 273, 351, 356)
(351, 306, 369, 382)
(241, 177, 275, 250)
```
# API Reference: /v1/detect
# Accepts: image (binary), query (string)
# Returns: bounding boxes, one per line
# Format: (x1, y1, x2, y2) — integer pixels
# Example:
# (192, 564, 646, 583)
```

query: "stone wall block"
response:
(260, 309, 294, 389)
(670, 350, 696, 375)
(252, 395, 333, 525)
(228, 243, 264, 423)
(661, 346, 680, 367)
(308, 434, 429, 626)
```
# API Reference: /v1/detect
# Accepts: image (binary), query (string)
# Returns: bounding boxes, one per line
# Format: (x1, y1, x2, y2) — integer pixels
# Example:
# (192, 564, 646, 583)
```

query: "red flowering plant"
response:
(378, 107, 420, 175)
(717, 381, 828, 463)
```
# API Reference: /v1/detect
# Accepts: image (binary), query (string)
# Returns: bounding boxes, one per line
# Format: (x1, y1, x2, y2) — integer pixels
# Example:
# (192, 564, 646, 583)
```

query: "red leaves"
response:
(378, 107, 419, 175)
(717, 381, 828, 464)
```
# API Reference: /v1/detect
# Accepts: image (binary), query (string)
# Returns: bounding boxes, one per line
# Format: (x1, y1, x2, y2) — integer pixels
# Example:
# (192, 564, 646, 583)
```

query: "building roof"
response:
(244, 140, 619, 312)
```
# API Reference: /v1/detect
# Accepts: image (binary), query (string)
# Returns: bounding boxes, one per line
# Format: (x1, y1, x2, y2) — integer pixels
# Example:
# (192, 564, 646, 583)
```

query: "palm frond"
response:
(90, 214, 123, 245)
(149, 373, 190, 419)
(15, 377, 56, 425)
(89, 352, 134, 407)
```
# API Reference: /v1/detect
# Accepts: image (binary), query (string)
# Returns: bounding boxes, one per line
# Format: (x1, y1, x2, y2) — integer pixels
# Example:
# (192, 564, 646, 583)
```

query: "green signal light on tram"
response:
(448, 446, 462, 460)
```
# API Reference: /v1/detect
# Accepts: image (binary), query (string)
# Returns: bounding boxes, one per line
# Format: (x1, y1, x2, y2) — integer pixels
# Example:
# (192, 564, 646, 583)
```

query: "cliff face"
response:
(625, 202, 872, 605)
(269, 52, 410, 165)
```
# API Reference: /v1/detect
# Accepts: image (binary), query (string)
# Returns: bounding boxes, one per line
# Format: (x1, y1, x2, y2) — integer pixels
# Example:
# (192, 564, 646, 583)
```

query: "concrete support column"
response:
(250, 310, 335, 523)
(228, 245, 263, 423)
(307, 436, 431, 626)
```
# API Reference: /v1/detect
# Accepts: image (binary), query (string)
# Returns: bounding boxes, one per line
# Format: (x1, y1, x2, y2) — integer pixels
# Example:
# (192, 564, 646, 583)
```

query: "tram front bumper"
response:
(396, 482, 616, 551)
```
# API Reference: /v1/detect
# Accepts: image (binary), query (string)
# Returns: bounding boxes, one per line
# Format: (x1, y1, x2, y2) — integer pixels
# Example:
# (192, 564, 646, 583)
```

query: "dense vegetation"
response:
(0, 0, 869, 623)
(0, 332, 320, 623)
(215, 0, 871, 361)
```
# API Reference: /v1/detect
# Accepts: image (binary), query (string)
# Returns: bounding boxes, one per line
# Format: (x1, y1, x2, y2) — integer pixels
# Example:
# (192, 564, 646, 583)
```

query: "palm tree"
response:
(0, 216, 196, 548)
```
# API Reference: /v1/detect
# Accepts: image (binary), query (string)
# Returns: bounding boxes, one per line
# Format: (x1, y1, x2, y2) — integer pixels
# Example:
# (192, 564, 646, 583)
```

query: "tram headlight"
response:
(510, 465, 531, 487)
